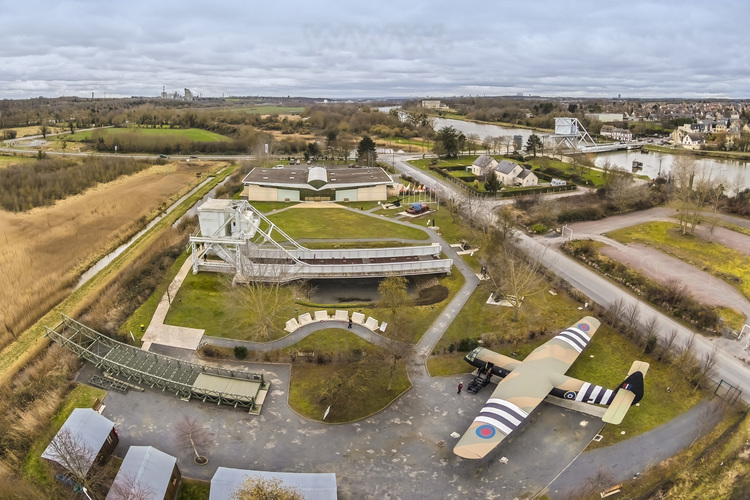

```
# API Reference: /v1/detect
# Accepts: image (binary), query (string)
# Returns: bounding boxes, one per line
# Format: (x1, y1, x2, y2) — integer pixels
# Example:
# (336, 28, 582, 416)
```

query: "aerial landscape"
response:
(2, 1, 750, 499)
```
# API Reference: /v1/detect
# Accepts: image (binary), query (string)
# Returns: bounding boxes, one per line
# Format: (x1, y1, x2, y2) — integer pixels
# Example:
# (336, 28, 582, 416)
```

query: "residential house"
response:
(471, 154, 498, 177)
(107, 446, 181, 500)
(515, 168, 539, 187)
(682, 133, 705, 149)
(42, 408, 119, 479)
(492, 160, 523, 185)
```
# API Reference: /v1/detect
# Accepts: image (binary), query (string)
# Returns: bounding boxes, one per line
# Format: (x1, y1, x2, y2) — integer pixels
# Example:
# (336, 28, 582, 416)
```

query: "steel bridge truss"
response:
(191, 200, 306, 276)
(550, 117, 598, 152)
(46, 315, 268, 413)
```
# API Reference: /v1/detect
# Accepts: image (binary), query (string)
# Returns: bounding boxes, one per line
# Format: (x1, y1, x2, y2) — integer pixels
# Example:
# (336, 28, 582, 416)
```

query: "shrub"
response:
(415, 285, 449, 305)
(458, 337, 479, 352)
(530, 223, 548, 234)
(234, 346, 248, 360)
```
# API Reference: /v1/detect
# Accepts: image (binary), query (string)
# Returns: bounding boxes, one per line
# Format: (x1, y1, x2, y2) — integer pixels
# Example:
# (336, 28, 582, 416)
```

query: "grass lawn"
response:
(177, 478, 210, 500)
(426, 280, 705, 446)
(427, 277, 588, 375)
(65, 127, 231, 142)
(22, 384, 107, 488)
(525, 156, 606, 187)
(607, 221, 750, 300)
(286, 330, 410, 422)
(246, 201, 300, 213)
(266, 207, 430, 241)
(567, 326, 705, 447)
(120, 251, 190, 340)
(0, 154, 34, 169)
(164, 272, 295, 341)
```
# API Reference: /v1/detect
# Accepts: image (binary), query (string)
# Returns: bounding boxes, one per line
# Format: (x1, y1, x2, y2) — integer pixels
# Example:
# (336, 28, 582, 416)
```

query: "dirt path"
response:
(598, 241, 750, 318)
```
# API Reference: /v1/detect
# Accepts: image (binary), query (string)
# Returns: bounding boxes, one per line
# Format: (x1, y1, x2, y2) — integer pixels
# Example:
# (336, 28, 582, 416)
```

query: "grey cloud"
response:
(0, 0, 749, 98)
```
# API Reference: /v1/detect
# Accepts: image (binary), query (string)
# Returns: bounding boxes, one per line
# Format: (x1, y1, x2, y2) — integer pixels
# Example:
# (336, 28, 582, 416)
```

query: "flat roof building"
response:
(242, 166, 395, 202)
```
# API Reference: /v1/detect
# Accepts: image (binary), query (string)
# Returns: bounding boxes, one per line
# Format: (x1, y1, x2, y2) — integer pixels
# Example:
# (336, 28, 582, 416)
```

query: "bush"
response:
(530, 223, 548, 234)
(415, 285, 449, 305)
(457, 338, 479, 352)
(234, 346, 248, 360)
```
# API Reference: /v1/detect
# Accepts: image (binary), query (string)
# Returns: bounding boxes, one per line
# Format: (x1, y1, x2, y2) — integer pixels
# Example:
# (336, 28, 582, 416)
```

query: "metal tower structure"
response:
(550, 117, 598, 151)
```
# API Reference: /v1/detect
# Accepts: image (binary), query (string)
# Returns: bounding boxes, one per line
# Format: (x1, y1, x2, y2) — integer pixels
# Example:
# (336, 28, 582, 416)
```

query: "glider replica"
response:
(454, 316, 648, 459)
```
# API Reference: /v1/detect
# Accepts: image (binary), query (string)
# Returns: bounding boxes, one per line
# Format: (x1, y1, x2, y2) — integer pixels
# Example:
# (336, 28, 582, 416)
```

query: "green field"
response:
(266, 207, 430, 241)
(65, 127, 231, 142)
(0, 154, 34, 169)
(607, 221, 750, 300)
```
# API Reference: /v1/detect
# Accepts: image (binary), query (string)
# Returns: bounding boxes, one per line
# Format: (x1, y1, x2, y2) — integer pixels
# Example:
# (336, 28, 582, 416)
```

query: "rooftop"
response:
(243, 166, 393, 190)
(106, 446, 177, 500)
(210, 467, 337, 500)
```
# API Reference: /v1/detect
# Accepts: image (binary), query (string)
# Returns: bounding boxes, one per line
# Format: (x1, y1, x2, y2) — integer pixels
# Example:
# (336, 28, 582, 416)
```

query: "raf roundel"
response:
(564, 391, 576, 399)
(476, 424, 496, 439)
(577, 323, 590, 332)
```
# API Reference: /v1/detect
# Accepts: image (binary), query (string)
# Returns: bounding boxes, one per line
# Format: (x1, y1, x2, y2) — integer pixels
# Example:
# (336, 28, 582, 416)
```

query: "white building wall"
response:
(276, 189, 300, 202)
(357, 185, 387, 201)
(246, 185, 280, 201)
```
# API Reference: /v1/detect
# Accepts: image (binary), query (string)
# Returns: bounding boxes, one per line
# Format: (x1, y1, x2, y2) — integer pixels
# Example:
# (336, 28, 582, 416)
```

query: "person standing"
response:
(457, 382, 463, 394)
(348, 317, 353, 329)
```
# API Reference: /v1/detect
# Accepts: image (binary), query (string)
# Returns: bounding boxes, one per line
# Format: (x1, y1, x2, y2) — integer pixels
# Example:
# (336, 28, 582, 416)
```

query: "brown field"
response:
(2, 125, 62, 138)
(0, 160, 214, 349)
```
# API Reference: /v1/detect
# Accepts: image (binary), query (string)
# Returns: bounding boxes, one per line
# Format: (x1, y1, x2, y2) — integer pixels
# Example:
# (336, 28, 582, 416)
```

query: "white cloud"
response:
(0, 0, 748, 98)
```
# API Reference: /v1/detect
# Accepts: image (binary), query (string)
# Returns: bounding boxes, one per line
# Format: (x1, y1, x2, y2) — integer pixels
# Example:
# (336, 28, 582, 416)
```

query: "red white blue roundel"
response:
(577, 323, 590, 331)
(564, 391, 577, 399)
(476, 424, 496, 439)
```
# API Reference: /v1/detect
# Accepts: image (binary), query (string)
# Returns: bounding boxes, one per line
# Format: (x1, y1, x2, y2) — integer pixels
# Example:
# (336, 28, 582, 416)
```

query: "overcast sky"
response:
(2, 0, 748, 99)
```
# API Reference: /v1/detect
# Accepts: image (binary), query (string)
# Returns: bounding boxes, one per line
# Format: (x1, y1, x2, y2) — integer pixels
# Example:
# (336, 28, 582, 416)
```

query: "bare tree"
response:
(231, 261, 295, 341)
(659, 328, 679, 363)
(232, 475, 304, 500)
(44, 428, 112, 497)
(704, 173, 726, 241)
(693, 347, 720, 393)
(624, 302, 641, 339)
(641, 315, 661, 354)
(174, 415, 212, 464)
(608, 298, 627, 326)
(485, 243, 548, 322)
(671, 155, 702, 235)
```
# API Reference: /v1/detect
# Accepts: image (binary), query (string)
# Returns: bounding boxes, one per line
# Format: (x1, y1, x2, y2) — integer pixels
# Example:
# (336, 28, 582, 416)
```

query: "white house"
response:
(471, 154, 498, 177)
(682, 133, 705, 150)
(515, 168, 539, 187)
(492, 160, 523, 185)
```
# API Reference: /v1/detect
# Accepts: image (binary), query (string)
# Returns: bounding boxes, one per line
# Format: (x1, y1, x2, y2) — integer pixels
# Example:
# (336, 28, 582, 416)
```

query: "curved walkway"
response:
(205, 321, 405, 352)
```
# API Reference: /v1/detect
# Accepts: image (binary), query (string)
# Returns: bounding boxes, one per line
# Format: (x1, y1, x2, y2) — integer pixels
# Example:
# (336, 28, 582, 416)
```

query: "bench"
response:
(600, 484, 622, 498)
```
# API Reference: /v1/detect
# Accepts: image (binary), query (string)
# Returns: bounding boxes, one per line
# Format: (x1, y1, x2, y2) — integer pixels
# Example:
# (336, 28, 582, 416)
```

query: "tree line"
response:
(0, 157, 154, 212)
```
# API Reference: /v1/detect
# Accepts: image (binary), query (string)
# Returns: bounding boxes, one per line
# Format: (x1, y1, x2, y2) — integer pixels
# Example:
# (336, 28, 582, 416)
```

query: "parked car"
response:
(159, 154, 168, 158)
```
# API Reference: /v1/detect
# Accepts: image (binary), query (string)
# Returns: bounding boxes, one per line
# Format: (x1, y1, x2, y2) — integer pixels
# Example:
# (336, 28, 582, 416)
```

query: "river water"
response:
(432, 117, 750, 191)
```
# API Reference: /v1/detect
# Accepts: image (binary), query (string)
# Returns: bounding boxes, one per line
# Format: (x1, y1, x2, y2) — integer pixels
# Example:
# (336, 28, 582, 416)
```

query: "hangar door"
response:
(335, 189, 358, 202)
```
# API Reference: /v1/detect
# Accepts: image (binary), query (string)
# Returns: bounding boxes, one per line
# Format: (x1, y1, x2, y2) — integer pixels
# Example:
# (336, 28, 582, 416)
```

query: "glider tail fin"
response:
(602, 361, 649, 425)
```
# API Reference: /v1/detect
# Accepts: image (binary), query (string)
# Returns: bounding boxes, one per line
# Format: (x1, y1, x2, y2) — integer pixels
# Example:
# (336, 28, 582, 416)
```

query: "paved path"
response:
(141, 257, 204, 351)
